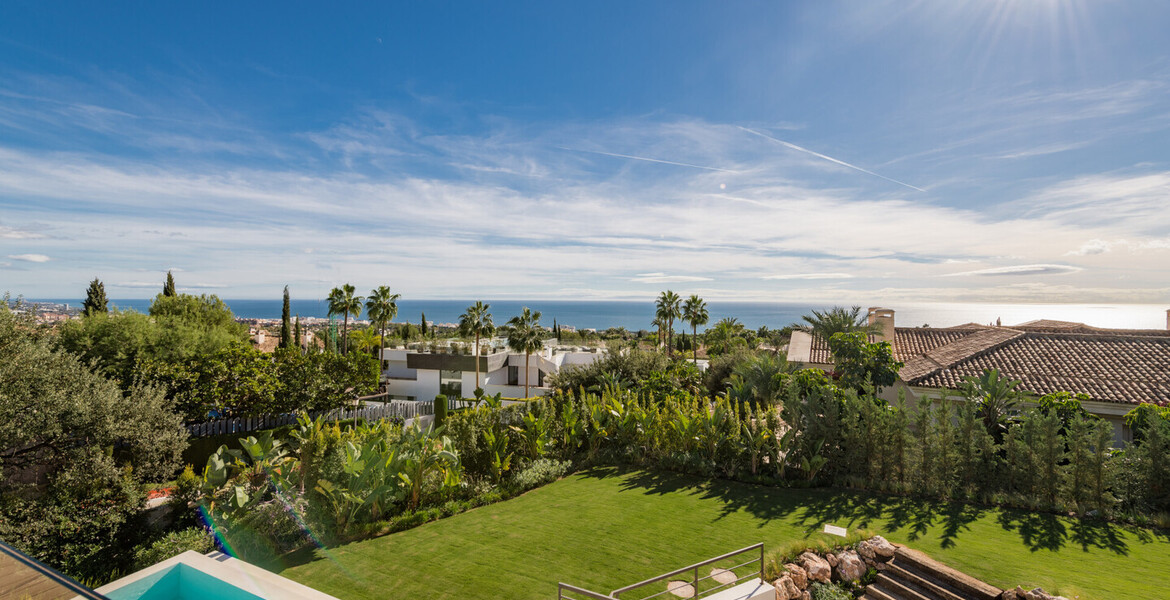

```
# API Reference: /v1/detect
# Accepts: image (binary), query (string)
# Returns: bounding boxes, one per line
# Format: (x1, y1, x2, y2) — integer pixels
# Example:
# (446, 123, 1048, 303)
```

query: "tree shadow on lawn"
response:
(596, 467, 1165, 556)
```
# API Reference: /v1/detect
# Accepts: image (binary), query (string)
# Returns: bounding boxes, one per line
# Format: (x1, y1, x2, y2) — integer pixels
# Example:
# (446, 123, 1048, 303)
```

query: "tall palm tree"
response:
(801, 305, 879, 342)
(366, 286, 401, 367)
(507, 307, 544, 398)
(459, 301, 495, 390)
(327, 284, 363, 355)
(655, 290, 682, 356)
(683, 294, 709, 365)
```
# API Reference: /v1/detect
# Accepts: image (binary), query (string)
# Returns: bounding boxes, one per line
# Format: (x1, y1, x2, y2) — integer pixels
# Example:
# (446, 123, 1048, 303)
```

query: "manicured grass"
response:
(272, 468, 1170, 600)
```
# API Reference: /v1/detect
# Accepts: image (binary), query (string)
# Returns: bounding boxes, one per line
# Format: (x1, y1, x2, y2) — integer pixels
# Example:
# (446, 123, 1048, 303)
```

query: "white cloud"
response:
(762, 273, 854, 280)
(942, 264, 1082, 277)
(7, 253, 50, 262)
(0, 225, 46, 239)
(629, 273, 714, 284)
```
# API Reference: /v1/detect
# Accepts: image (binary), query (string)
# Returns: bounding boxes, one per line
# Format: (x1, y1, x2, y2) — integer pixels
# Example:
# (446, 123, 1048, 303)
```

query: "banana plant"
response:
(397, 425, 461, 510)
(314, 438, 405, 529)
(587, 403, 610, 459)
(483, 427, 513, 482)
(511, 411, 549, 460)
(559, 406, 584, 458)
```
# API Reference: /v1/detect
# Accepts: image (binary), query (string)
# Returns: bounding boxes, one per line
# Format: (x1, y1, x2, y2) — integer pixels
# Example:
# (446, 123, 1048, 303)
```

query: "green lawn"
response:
(271, 468, 1170, 600)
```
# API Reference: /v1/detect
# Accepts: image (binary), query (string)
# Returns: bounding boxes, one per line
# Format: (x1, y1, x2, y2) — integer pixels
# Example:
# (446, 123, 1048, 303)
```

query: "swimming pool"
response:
(104, 562, 265, 600)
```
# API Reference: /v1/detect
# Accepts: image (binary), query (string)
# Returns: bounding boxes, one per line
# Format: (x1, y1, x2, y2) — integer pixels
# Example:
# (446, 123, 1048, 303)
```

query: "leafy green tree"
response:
(0, 306, 186, 581)
(365, 285, 401, 366)
(683, 294, 708, 365)
(327, 284, 363, 355)
(827, 331, 903, 393)
(163, 270, 177, 297)
(57, 295, 248, 386)
(82, 277, 108, 316)
(801, 305, 878, 342)
(655, 290, 682, 355)
(294, 314, 302, 350)
(420, 311, 428, 336)
(459, 301, 495, 390)
(507, 307, 544, 398)
(280, 286, 292, 349)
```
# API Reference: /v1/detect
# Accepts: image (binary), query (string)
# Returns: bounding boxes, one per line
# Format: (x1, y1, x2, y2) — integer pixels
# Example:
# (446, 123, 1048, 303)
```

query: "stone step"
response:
(883, 562, 967, 600)
(875, 573, 934, 600)
(862, 584, 904, 600)
(892, 548, 1001, 600)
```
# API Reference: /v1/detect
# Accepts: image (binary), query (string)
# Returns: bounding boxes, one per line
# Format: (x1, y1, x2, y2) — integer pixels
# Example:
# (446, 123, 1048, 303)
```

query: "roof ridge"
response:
(903, 328, 1024, 384)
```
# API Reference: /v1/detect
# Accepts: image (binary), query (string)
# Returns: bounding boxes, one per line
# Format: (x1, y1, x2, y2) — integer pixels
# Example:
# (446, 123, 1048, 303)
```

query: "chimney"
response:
(871, 308, 896, 343)
(1165, 308, 1169, 331)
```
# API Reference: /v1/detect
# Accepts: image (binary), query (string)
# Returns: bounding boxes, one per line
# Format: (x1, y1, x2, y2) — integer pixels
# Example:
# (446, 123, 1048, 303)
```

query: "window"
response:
(439, 369, 462, 399)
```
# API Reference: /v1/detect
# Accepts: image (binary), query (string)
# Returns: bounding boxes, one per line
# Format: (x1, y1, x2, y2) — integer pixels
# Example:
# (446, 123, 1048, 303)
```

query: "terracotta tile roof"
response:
(806, 325, 988, 364)
(906, 332, 1170, 406)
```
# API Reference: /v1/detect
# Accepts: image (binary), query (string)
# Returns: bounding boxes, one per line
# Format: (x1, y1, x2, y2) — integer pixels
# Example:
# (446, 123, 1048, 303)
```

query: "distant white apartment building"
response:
(379, 343, 605, 400)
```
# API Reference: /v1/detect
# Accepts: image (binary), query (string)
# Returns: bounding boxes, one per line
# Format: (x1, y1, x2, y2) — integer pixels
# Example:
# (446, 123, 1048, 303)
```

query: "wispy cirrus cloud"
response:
(942, 264, 1082, 277)
(761, 273, 854, 280)
(7, 253, 50, 262)
(629, 273, 714, 284)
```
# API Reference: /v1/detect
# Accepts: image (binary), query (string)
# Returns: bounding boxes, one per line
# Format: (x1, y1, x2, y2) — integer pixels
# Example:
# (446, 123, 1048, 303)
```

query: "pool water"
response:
(104, 563, 266, 600)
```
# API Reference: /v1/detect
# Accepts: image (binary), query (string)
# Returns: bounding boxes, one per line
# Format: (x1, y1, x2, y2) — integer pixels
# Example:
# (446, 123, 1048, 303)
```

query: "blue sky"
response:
(2, 1, 1169, 303)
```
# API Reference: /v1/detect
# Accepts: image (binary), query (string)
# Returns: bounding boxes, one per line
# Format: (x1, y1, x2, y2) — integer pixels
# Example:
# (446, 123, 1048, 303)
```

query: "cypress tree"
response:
(421, 312, 427, 336)
(162, 270, 177, 297)
(82, 278, 108, 316)
(554, 318, 560, 342)
(279, 286, 292, 349)
(294, 314, 302, 350)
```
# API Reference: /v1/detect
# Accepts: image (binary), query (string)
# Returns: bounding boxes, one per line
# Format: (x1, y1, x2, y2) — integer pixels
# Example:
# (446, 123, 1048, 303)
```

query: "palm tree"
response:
(366, 286, 401, 367)
(961, 368, 1026, 443)
(682, 294, 709, 365)
(705, 317, 745, 356)
(459, 301, 495, 390)
(349, 327, 382, 356)
(655, 290, 682, 356)
(507, 307, 544, 398)
(800, 305, 879, 342)
(327, 284, 363, 354)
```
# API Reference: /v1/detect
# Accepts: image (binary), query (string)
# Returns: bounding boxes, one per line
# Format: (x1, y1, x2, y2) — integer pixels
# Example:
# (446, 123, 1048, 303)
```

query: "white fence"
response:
(186, 400, 439, 438)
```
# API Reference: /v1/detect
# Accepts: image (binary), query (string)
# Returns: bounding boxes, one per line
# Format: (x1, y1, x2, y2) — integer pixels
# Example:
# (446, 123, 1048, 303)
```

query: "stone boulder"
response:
(856, 540, 875, 560)
(869, 536, 896, 560)
(782, 563, 808, 590)
(773, 575, 800, 600)
(832, 550, 866, 583)
(798, 552, 831, 583)
(824, 552, 838, 567)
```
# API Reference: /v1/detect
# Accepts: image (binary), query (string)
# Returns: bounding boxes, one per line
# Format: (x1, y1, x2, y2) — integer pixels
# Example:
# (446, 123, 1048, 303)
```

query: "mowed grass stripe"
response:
(274, 468, 1170, 600)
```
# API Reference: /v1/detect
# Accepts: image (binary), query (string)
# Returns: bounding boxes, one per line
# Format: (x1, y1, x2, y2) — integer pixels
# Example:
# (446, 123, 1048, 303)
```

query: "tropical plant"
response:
(682, 294, 708, 364)
(327, 284, 363, 355)
(482, 427, 513, 482)
(801, 305, 877, 342)
(349, 327, 382, 357)
(704, 317, 746, 356)
(960, 368, 1026, 443)
(365, 285, 400, 366)
(459, 301, 495, 389)
(507, 307, 544, 398)
(513, 411, 550, 461)
(655, 290, 682, 355)
(396, 425, 461, 510)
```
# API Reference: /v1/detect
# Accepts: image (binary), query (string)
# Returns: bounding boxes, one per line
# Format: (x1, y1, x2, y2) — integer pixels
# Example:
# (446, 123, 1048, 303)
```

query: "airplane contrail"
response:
(738, 126, 925, 192)
(557, 146, 740, 173)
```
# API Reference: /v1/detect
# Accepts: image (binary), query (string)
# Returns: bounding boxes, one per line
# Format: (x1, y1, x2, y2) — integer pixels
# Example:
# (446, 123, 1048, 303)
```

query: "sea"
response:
(31, 299, 1170, 332)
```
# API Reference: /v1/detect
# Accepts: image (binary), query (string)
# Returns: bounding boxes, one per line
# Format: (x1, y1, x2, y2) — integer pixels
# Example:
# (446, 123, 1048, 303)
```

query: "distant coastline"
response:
(26, 298, 1169, 332)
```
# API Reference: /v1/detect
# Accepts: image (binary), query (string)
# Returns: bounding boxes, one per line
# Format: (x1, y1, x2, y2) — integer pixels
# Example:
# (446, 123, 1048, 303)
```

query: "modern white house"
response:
(380, 341, 606, 400)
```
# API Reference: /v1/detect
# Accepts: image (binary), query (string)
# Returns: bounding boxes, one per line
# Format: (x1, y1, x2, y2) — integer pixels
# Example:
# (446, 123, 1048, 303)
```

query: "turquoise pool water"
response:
(104, 563, 266, 600)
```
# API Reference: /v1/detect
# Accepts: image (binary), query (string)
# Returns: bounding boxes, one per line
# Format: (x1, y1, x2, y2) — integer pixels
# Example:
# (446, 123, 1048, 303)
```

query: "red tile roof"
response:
(805, 320, 1170, 405)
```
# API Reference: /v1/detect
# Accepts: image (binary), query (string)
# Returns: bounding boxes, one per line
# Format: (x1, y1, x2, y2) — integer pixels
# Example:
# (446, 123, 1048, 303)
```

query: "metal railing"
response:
(611, 544, 764, 600)
(558, 543, 764, 600)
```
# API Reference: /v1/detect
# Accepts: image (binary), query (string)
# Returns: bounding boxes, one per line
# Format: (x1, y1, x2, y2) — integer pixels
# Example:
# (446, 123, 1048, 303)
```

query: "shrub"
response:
(132, 527, 216, 569)
(509, 458, 571, 492)
(434, 395, 449, 427)
(809, 582, 852, 600)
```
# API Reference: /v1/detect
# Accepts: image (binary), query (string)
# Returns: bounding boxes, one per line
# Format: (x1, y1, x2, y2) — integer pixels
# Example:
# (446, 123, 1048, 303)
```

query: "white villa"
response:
(380, 341, 606, 400)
